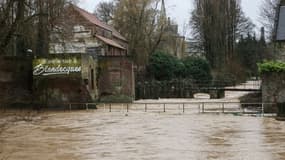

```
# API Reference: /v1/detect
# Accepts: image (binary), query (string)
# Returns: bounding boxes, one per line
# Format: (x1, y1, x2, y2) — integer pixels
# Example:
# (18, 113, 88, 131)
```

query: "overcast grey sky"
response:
(79, 0, 263, 37)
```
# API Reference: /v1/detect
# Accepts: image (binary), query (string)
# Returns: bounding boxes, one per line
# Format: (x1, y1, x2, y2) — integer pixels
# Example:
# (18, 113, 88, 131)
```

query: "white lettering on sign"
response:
(33, 64, 81, 76)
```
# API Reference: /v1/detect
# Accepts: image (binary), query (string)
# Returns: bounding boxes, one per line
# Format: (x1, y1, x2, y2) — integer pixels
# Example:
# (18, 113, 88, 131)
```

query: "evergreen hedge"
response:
(258, 61, 285, 74)
(147, 51, 212, 81)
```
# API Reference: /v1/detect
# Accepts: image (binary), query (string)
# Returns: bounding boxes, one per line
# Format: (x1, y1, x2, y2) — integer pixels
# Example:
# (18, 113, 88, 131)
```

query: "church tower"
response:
(160, 0, 167, 24)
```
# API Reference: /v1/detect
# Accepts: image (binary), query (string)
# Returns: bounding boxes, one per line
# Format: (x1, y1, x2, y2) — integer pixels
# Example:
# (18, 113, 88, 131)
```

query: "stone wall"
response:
(33, 54, 98, 107)
(262, 72, 285, 112)
(0, 56, 33, 105)
(34, 77, 90, 107)
(81, 55, 98, 100)
(98, 57, 135, 101)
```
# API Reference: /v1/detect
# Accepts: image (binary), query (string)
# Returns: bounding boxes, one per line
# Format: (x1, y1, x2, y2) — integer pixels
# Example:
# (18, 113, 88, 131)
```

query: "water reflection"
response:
(0, 111, 285, 160)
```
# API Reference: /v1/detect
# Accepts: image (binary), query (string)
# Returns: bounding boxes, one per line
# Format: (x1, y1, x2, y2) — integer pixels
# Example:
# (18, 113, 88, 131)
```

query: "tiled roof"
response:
(96, 35, 126, 50)
(72, 5, 127, 41)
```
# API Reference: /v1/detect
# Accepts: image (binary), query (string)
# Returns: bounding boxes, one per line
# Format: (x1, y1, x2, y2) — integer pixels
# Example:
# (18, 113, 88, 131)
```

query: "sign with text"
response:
(33, 57, 81, 76)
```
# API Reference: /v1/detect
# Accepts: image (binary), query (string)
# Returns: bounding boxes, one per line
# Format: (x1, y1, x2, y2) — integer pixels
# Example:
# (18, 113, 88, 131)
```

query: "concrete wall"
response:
(262, 72, 285, 112)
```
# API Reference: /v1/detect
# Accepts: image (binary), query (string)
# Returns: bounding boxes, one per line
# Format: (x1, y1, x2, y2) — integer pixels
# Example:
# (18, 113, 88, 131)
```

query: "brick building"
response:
(33, 4, 134, 106)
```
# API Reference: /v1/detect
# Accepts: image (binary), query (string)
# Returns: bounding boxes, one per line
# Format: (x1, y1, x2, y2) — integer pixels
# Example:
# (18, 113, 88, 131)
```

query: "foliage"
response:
(258, 61, 285, 73)
(182, 57, 212, 81)
(236, 32, 265, 77)
(147, 51, 212, 82)
(147, 51, 182, 80)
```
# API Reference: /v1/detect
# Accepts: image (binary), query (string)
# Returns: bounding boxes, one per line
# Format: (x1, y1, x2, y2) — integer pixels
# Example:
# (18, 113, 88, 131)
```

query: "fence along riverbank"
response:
(0, 101, 273, 116)
(66, 102, 275, 116)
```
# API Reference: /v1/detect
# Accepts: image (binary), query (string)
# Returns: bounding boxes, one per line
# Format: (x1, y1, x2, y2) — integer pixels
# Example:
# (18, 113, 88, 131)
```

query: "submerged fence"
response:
(66, 102, 275, 116)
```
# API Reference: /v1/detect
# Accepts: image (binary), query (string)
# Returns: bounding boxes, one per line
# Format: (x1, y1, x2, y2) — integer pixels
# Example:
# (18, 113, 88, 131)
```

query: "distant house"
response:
(184, 39, 205, 58)
(275, 3, 285, 60)
(33, 4, 135, 106)
(50, 4, 128, 56)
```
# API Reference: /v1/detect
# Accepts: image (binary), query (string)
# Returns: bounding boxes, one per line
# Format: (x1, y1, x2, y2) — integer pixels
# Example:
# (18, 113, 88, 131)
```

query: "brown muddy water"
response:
(1, 110, 285, 160)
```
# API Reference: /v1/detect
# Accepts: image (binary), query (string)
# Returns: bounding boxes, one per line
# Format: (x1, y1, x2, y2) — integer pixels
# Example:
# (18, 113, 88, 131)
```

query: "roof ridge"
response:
(71, 4, 111, 31)
(71, 4, 126, 41)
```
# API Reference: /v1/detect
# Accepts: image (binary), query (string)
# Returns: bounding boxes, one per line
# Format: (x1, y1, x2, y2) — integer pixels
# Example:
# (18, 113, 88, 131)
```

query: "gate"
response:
(135, 80, 235, 100)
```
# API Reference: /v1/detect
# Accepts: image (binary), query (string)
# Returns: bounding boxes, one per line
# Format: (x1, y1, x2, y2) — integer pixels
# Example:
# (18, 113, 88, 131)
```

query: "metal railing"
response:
(65, 102, 275, 116)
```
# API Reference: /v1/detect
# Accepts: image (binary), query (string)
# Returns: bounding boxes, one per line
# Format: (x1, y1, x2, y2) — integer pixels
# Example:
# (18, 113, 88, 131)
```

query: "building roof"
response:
(276, 6, 285, 41)
(72, 5, 127, 42)
(96, 35, 126, 50)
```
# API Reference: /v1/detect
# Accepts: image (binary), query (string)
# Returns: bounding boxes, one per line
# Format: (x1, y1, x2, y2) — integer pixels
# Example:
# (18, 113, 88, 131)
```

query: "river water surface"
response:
(1, 81, 284, 160)
(1, 110, 285, 160)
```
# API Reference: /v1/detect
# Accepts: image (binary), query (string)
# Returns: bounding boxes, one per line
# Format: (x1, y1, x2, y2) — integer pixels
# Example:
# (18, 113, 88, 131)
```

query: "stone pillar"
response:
(262, 73, 285, 113)
(277, 103, 285, 120)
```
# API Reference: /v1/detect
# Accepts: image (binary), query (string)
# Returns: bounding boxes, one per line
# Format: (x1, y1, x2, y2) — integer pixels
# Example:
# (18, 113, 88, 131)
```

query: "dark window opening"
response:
(91, 69, 95, 90)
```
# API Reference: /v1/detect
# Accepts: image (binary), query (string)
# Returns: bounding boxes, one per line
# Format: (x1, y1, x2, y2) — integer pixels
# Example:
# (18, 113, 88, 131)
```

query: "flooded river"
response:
(1, 81, 284, 160)
(1, 110, 285, 160)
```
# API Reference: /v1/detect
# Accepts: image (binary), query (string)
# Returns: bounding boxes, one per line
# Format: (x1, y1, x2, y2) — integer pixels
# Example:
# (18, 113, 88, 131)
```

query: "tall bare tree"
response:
(259, 0, 281, 41)
(0, 0, 76, 56)
(112, 0, 167, 68)
(190, 0, 254, 70)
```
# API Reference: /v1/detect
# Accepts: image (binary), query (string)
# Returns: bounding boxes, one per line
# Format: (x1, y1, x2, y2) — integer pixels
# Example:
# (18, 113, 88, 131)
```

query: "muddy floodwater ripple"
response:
(1, 110, 285, 160)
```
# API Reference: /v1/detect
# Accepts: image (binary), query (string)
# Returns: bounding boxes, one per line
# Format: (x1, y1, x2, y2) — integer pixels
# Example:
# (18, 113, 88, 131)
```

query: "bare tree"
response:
(0, 0, 76, 56)
(259, 0, 280, 41)
(94, 1, 115, 24)
(190, 0, 254, 70)
(113, 0, 167, 68)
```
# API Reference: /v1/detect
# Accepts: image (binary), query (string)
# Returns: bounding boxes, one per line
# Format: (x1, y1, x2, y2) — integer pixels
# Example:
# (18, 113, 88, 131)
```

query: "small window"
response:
(91, 69, 95, 90)
(110, 71, 121, 86)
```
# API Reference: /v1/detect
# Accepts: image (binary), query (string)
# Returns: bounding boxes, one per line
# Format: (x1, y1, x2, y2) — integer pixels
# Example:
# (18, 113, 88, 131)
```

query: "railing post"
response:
(202, 102, 205, 113)
(69, 104, 71, 111)
(242, 104, 245, 114)
(86, 104, 89, 110)
(183, 103, 185, 113)
(127, 103, 129, 112)
(163, 103, 166, 112)
(198, 103, 201, 113)
(145, 104, 147, 112)
(262, 103, 264, 117)
(222, 103, 225, 113)
(109, 103, 112, 112)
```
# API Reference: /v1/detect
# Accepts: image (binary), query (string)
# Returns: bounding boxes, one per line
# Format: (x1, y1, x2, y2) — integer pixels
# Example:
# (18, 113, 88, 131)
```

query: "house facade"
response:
(33, 4, 135, 106)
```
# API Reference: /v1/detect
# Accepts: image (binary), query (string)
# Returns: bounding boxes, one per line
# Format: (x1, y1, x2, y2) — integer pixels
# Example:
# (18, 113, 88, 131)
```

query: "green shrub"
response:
(147, 52, 212, 82)
(147, 51, 184, 80)
(258, 61, 285, 74)
(182, 57, 212, 82)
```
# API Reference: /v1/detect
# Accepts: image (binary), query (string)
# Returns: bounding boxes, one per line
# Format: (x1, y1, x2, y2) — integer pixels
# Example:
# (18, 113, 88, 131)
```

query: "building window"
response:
(110, 71, 121, 86)
(91, 69, 95, 90)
